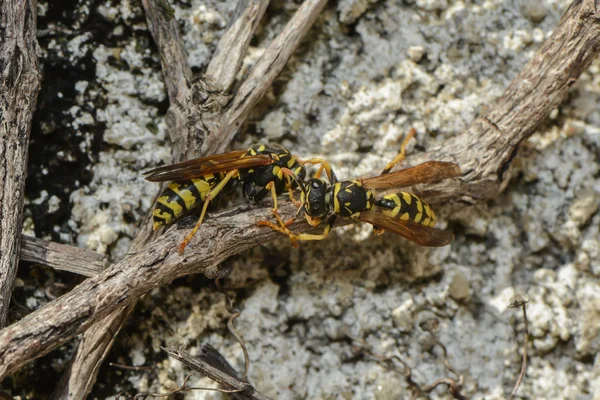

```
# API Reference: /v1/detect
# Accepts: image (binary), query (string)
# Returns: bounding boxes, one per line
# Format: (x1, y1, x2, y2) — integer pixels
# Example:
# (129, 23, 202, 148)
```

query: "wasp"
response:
(259, 131, 461, 246)
(144, 143, 331, 253)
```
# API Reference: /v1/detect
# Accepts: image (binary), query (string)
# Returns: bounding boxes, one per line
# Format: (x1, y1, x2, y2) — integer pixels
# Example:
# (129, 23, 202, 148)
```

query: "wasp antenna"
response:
(281, 168, 307, 195)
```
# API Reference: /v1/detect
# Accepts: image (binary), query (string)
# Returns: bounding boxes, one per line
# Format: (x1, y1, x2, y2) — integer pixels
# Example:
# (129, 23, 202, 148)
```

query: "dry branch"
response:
(20, 236, 105, 277)
(0, 0, 42, 328)
(205, 0, 329, 156)
(52, 0, 270, 397)
(206, 0, 270, 92)
(395, 0, 600, 204)
(1, 0, 598, 386)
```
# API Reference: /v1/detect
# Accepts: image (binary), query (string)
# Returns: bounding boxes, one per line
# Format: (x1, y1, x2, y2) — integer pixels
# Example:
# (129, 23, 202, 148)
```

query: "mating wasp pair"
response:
(144, 132, 461, 253)
(144, 143, 329, 253)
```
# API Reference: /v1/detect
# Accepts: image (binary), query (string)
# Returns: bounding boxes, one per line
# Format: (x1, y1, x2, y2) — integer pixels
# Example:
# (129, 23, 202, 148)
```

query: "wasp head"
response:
(303, 178, 330, 220)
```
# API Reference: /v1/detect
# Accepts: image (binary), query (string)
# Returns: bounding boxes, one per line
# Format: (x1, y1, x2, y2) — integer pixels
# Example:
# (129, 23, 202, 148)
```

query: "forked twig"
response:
(164, 346, 272, 400)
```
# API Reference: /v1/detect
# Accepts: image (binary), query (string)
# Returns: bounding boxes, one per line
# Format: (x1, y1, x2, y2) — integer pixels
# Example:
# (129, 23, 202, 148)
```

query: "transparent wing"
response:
(360, 161, 461, 189)
(144, 150, 272, 182)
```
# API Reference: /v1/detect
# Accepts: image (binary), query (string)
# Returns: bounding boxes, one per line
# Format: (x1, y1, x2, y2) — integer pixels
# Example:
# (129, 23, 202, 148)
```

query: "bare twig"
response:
(133, 374, 245, 399)
(0, 0, 42, 328)
(20, 235, 105, 277)
(1, 0, 599, 383)
(216, 278, 250, 379)
(508, 294, 530, 399)
(206, 0, 329, 155)
(109, 362, 153, 372)
(164, 346, 272, 400)
(140, 0, 191, 102)
(205, 0, 270, 91)
(53, 1, 326, 397)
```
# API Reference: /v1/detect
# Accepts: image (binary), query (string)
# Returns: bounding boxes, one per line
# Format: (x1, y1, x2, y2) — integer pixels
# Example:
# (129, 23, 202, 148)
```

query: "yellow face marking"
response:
(402, 192, 412, 205)
(169, 184, 198, 210)
(249, 149, 257, 155)
(258, 144, 266, 152)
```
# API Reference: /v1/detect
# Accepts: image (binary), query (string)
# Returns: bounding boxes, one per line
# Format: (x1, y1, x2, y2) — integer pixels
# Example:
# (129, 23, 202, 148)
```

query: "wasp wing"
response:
(144, 150, 273, 182)
(360, 161, 461, 189)
(358, 211, 454, 247)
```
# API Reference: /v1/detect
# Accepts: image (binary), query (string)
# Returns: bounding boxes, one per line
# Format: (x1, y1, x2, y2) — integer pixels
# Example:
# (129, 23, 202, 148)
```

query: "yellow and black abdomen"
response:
(152, 174, 223, 230)
(375, 192, 436, 227)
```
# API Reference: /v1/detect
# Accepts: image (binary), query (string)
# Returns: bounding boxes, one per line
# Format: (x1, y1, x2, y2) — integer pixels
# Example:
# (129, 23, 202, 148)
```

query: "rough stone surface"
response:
(6, 0, 600, 398)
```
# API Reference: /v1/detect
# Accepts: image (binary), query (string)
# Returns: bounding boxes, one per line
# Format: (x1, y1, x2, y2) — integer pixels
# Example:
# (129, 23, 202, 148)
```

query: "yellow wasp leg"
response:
(291, 215, 336, 241)
(296, 157, 336, 183)
(285, 174, 302, 207)
(260, 215, 336, 246)
(381, 128, 416, 175)
(257, 181, 300, 246)
(178, 169, 238, 254)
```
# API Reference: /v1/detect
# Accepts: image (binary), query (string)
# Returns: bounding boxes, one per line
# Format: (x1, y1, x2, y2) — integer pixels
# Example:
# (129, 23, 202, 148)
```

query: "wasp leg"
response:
(297, 157, 338, 183)
(178, 169, 238, 254)
(284, 174, 303, 207)
(381, 128, 416, 175)
(265, 181, 287, 226)
(257, 218, 300, 247)
(290, 215, 337, 242)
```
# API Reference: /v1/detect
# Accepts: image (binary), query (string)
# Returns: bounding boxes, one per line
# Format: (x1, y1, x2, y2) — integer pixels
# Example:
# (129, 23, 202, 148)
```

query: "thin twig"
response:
(205, 0, 270, 91)
(205, 0, 330, 155)
(133, 374, 245, 399)
(20, 235, 105, 277)
(216, 278, 250, 379)
(508, 294, 530, 399)
(1, 0, 599, 382)
(164, 346, 272, 400)
(0, 0, 42, 328)
(109, 362, 153, 372)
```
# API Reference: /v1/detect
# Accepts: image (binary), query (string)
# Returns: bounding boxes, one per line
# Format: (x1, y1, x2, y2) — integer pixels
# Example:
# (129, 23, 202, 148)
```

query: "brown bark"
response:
(0, 0, 42, 327)
(20, 236, 105, 277)
(1, 0, 598, 387)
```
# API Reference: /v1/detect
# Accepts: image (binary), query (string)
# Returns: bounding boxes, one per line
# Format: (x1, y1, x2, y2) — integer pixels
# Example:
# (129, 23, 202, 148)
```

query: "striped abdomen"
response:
(152, 174, 222, 230)
(375, 192, 436, 227)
